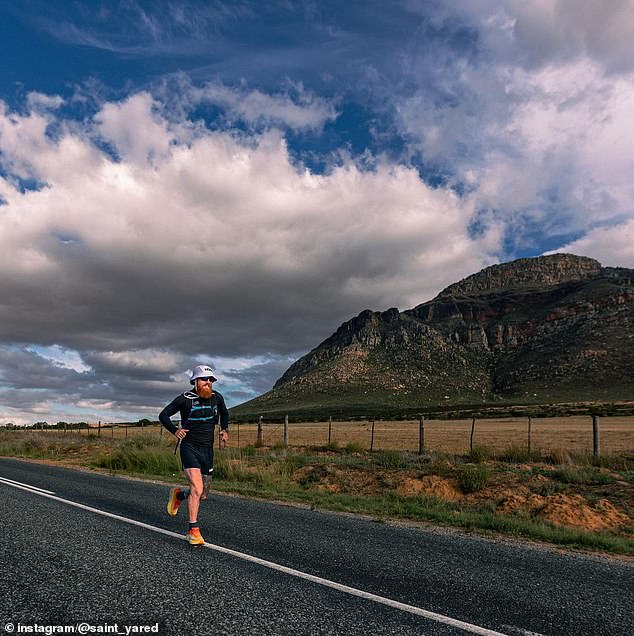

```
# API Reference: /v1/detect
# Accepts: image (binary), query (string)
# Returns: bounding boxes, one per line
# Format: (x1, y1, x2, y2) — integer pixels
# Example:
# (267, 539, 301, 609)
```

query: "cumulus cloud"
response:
(395, 1, 634, 255)
(483, 0, 634, 73)
(0, 90, 493, 423)
(552, 218, 634, 267)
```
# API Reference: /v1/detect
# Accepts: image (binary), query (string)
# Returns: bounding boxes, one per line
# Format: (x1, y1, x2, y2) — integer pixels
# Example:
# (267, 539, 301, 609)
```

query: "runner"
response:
(159, 364, 229, 545)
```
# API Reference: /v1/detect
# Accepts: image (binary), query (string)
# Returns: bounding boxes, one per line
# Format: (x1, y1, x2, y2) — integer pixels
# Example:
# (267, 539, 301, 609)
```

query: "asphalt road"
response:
(0, 458, 632, 636)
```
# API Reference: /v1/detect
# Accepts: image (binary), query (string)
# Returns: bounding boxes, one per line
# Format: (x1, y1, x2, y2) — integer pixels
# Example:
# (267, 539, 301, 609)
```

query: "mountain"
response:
(232, 254, 634, 419)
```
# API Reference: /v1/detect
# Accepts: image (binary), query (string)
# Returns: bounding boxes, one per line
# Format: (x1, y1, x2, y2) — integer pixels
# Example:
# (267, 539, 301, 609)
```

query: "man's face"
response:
(196, 378, 213, 398)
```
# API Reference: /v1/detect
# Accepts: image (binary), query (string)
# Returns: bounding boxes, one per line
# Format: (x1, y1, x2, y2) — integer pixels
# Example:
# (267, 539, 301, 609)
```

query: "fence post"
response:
(370, 418, 375, 452)
(257, 416, 263, 446)
(470, 417, 476, 452)
(592, 415, 600, 460)
(111, 424, 114, 438)
(125, 425, 128, 439)
(237, 421, 240, 448)
(284, 414, 289, 447)
(419, 416, 425, 454)
(527, 416, 532, 454)
(328, 416, 332, 446)
(98, 421, 101, 438)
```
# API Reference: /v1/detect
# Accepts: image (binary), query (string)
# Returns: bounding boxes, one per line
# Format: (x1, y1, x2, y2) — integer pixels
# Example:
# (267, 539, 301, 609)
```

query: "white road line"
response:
(0, 475, 56, 494)
(1, 477, 547, 636)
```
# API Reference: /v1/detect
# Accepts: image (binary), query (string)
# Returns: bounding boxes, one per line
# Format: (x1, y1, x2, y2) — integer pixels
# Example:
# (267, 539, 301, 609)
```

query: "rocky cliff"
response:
(233, 254, 634, 417)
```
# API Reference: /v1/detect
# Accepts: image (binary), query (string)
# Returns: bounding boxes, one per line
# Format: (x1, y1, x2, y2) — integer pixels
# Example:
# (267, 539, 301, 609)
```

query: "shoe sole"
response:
(187, 536, 204, 546)
(167, 489, 180, 516)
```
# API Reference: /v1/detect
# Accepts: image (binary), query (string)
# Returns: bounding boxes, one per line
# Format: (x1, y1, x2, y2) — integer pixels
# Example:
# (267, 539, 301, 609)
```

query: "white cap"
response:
(190, 364, 218, 385)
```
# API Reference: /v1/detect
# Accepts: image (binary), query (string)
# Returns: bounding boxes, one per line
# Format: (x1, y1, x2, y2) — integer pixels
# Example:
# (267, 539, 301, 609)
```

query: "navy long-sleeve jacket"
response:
(159, 390, 229, 446)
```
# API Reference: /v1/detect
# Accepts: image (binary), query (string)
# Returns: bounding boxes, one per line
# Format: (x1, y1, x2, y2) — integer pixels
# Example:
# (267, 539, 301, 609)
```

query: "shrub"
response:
(343, 442, 365, 454)
(457, 464, 491, 494)
(371, 450, 413, 470)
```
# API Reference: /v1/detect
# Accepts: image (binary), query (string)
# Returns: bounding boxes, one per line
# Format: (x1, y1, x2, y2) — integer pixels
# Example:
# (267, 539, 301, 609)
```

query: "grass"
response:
(1, 429, 633, 556)
(456, 464, 491, 493)
(370, 450, 423, 470)
(95, 436, 181, 477)
(498, 446, 532, 463)
(469, 446, 490, 463)
(551, 466, 615, 485)
(0, 430, 88, 460)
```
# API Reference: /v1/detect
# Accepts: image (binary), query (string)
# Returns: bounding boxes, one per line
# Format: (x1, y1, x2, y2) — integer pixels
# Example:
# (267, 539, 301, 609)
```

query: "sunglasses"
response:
(198, 377, 214, 383)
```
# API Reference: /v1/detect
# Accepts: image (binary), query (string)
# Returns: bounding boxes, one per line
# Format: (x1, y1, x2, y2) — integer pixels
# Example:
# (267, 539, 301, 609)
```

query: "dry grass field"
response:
(232, 417, 634, 454)
(53, 416, 634, 455)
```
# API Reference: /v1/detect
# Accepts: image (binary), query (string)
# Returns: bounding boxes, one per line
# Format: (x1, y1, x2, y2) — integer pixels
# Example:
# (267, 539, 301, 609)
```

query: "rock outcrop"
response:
(234, 254, 634, 417)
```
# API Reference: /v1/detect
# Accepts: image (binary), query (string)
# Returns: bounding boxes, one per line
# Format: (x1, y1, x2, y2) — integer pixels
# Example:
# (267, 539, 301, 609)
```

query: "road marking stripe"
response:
(1, 478, 545, 636)
(0, 475, 56, 494)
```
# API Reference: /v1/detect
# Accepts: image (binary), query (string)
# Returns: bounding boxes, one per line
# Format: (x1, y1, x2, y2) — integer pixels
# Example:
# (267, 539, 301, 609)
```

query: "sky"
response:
(1, 0, 633, 425)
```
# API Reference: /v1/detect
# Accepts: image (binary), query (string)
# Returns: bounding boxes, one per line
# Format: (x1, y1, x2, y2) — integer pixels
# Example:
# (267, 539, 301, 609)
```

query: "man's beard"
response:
(197, 383, 213, 399)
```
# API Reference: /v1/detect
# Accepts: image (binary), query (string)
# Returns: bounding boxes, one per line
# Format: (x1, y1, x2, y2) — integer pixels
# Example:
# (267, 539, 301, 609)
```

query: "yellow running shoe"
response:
(167, 487, 182, 516)
(187, 527, 204, 546)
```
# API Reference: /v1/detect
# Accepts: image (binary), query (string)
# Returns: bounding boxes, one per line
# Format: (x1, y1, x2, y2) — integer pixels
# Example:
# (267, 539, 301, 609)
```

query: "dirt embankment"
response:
(293, 461, 634, 534)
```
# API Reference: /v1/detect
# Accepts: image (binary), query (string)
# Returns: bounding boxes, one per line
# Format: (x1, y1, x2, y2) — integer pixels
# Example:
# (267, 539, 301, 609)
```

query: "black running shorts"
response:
(180, 442, 214, 474)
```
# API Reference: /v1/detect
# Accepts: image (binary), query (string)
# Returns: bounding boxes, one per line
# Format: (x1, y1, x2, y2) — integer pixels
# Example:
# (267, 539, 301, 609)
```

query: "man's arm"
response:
(159, 394, 185, 435)
(217, 393, 229, 431)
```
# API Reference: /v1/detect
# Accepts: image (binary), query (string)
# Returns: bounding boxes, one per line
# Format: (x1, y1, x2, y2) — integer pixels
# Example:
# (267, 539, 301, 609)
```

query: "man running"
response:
(159, 364, 229, 545)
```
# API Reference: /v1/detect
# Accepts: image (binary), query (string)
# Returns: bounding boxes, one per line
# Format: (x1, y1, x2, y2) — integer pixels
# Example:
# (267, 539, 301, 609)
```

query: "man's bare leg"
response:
(184, 468, 204, 523)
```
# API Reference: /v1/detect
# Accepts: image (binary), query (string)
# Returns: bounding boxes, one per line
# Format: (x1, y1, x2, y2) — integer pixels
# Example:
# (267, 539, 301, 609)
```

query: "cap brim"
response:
(191, 375, 218, 383)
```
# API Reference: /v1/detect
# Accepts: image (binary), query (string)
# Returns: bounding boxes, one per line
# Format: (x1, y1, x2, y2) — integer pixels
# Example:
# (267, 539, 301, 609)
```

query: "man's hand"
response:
(219, 429, 229, 444)
(175, 428, 188, 440)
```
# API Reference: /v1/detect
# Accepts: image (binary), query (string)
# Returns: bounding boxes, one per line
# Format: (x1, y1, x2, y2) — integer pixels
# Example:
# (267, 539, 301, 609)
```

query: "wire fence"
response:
(227, 416, 634, 456)
(11, 415, 634, 456)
